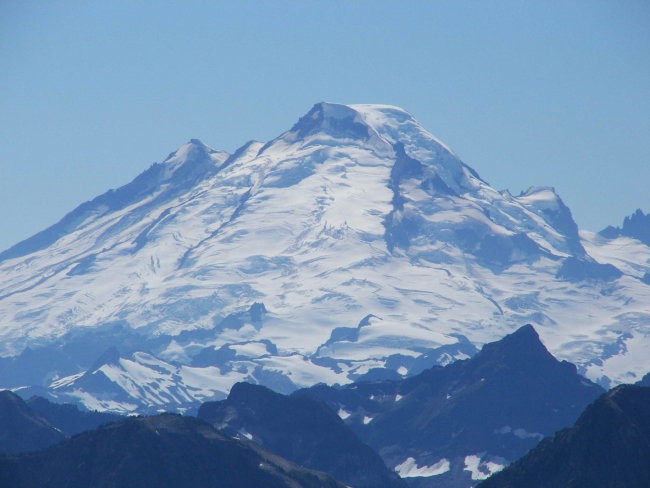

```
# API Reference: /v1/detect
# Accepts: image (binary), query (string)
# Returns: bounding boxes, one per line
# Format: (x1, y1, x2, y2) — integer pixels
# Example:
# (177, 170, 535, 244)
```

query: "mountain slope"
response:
(0, 103, 649, 412)
(0, 414, 345, 488)
(25, 395, 121, 437)
(477, 385, 650, 488)
(299, 325, 604, 487)
(0, 391, 65, 454)
(198, 382, 406, 488)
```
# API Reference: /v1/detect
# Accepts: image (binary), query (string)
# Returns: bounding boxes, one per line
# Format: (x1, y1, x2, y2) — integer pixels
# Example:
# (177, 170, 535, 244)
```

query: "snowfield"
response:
(0, 102, 648, 412)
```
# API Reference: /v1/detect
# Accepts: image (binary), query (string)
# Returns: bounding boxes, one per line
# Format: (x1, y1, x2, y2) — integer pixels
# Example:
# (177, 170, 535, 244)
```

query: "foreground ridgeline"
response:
(477, 385, 650, 488)
(0, 415, 345, 488)
(0, 103, 649, 413)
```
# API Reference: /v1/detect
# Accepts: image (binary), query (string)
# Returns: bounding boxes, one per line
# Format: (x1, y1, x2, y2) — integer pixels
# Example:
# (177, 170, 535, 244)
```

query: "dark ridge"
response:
(199, 382, 406, 488)
(26, 396, 121, 437)
(477, 385, 650, 488)
(477, 324, 553, 364)
(0, 390, 65, 454)
(299, 324, 604, 486)
(0, 414, 344, 488)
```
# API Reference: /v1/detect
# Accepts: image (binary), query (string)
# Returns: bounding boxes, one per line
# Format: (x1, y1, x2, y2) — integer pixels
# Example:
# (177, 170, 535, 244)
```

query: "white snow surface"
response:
(394, 457, 450, 478)
(463, 454, 506, 481)
(337, 408, 352, 420)
(0, 102, 649, 411)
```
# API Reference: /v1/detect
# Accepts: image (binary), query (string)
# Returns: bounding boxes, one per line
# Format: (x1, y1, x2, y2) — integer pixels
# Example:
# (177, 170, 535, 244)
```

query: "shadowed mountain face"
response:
(0, 414, 345, 488)
(25, 395, 121, 437)
(198, 382, 406, 488)
(477, 385, 650, 488)
(0, 390, 120, 454)
(299, 325, 604, 487)
(0, 391, 65, 454)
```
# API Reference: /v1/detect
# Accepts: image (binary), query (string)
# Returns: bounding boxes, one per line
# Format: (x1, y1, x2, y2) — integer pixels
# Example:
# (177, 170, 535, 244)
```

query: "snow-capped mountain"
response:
(1, 103, 649, 412)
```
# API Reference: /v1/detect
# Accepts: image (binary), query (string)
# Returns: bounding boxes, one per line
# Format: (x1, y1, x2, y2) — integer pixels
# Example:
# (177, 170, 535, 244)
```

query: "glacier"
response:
(1, 102, 649, 412)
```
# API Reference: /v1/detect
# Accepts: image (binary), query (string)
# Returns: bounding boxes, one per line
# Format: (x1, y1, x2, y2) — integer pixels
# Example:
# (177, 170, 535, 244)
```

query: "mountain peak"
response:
(599, 208, 650, 245)
(516, 185, 585, 256)
(478, 324, 555, 366)
(287, 102, 375, 142)
(163, 139, 227, 170)
(227, 381, 275, 403)
(284, 102, 429, 147)
(88, 346, 121, 372)
(491, 324, 544, 352)
(506, 323, 539, 340)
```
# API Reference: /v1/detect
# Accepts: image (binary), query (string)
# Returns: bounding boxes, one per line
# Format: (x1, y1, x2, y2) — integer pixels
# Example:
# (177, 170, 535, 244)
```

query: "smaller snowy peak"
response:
(222, 139, 265, 166)
(161, 139, 229, 179)
(0, 139, 230, 263)
(283, 102, 379, 143)
(516, 186, 561, 211)
(515, 185, 585, 256)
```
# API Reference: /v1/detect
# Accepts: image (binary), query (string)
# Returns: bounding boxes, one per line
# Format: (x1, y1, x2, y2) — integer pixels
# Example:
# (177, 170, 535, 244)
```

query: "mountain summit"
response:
(0, 103, 648, 412)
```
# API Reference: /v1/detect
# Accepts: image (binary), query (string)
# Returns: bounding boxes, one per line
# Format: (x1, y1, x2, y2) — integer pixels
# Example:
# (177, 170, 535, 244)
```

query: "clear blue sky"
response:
(1, 1, 649, 251)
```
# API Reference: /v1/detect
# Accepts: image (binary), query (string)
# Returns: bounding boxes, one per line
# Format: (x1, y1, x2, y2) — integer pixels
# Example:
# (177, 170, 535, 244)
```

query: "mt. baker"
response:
(1, 103, 648, 412)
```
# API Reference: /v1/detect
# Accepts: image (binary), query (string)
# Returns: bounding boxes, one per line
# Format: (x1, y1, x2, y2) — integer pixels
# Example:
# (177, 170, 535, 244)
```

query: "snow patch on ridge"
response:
(463, 454, 505, 480)
(337, 408, 351, 420)
(394, 457, 450, 478)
